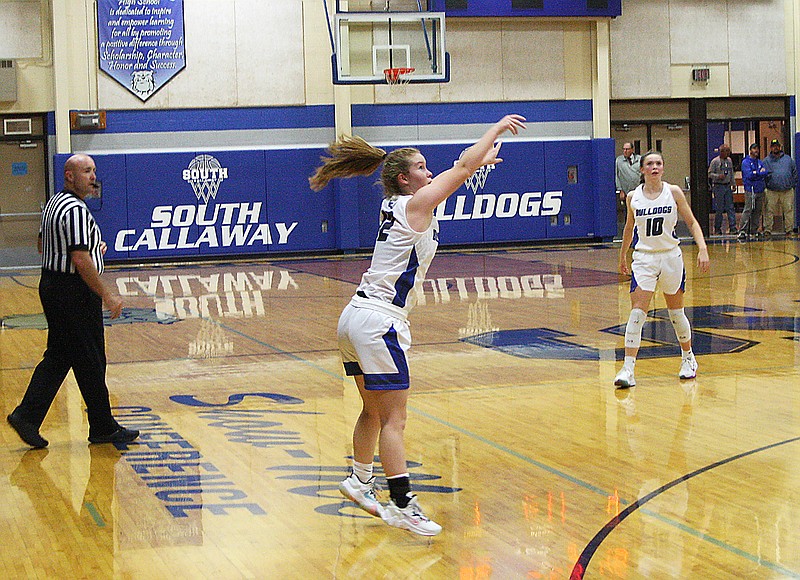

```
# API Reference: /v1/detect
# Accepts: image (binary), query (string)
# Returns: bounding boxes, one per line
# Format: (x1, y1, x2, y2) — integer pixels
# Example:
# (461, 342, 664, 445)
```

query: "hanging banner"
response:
(97, 0, 186, 101)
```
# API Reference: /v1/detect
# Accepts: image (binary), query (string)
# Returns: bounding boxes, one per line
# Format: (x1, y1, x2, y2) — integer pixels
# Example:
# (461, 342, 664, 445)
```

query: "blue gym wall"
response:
(55, 100, 617, 262)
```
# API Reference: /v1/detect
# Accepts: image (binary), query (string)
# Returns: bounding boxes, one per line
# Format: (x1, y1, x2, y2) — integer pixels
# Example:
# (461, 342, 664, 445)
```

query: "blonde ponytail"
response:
(309, 135, 387, 191)
(310, 134, 420, 198)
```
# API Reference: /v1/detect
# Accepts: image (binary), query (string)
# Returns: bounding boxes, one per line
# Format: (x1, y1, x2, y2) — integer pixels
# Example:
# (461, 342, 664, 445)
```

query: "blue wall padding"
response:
(55, 137, 616, 262)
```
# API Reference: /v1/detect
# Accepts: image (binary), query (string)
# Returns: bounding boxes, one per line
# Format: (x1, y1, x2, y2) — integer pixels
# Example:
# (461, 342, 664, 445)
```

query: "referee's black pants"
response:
(15, 270, 119, 437)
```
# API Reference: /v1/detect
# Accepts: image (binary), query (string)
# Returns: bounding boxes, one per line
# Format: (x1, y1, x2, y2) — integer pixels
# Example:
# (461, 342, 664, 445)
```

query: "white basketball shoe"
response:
(381, 495, 442, 536)
(679, 354, 698, 380)
(339, 473, 383, 517)
(614, 365, 636, 388)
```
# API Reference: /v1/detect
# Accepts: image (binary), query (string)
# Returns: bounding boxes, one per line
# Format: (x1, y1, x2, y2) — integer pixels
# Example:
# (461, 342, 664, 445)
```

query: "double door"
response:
(0, 115, 47, 268)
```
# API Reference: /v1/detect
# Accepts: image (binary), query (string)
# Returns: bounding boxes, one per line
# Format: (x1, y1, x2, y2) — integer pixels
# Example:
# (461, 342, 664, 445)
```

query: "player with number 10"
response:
(614, 150, 710, 389)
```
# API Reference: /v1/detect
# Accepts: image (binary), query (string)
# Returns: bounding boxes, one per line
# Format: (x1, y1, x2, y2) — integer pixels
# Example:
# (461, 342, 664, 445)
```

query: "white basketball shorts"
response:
(338, 301, 411, 390)
(630, 248, 686, 294)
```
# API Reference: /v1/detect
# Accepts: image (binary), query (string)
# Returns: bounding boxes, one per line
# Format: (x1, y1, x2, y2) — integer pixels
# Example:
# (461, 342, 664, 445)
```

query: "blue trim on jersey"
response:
(363, 326, 410, 391)
(631, 225, 639, 250)
(391, 247, 419, 308)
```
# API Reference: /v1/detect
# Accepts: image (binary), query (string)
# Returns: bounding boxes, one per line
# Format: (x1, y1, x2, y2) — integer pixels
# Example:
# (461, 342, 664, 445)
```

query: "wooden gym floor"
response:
(1, 238, 799, 579)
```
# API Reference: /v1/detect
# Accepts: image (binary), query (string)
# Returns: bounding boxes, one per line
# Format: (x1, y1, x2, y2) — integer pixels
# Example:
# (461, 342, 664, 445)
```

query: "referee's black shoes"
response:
(88, 426, 140, 445)
(7, 411, 49, 449)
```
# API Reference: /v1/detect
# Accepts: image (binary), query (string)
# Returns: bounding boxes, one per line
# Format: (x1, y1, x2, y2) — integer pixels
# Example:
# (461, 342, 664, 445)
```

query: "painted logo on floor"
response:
(168, 392, 461, 518)
(462, 305, 798, 360)
(1, 307, 177, 330)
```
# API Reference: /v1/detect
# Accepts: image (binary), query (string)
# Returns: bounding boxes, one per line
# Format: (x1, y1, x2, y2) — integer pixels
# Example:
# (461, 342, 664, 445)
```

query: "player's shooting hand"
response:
(481, 141, 503, 166)
(495, 114, 526, 136)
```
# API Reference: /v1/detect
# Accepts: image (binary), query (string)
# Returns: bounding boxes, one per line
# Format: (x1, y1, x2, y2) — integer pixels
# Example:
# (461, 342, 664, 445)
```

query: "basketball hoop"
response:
(384, 67, 415, 87)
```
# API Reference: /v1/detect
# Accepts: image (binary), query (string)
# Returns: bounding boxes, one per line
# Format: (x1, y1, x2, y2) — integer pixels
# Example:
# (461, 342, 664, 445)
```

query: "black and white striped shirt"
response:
(40, 190, 104, 275)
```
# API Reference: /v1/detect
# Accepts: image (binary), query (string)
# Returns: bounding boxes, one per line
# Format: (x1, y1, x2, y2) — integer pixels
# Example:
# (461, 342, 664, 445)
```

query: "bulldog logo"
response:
(131, 70, 156, 99)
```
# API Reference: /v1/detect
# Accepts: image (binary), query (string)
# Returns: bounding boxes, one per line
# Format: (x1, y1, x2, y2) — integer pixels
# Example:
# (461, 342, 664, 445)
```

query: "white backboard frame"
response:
(333, 11, 449, 84)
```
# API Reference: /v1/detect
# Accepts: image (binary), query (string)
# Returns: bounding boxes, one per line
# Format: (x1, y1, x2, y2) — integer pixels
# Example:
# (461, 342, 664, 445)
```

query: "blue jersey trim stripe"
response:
(630, 272, 639, 293)
(363, 374, 410, 390)
(392, 247, 419, 308)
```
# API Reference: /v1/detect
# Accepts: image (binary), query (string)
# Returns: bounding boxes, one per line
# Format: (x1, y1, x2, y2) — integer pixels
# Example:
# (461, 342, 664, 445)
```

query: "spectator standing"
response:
(615, 142, 641, 221)
(762, 139, 798, 237)
(738, 143, 768, 240)
(708, 144, 736, 235)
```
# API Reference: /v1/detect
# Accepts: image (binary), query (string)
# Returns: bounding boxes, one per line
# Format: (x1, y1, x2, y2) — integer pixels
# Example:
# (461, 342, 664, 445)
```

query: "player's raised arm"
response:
(406, 115, 526, 227)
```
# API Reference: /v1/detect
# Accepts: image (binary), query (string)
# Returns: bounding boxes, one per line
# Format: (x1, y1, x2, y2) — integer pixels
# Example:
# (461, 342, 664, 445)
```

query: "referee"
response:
(7, 154, 139, 448)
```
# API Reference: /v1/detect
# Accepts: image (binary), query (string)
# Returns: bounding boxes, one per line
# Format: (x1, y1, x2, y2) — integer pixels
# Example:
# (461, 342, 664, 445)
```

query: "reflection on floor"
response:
(1, 239, 799, 578)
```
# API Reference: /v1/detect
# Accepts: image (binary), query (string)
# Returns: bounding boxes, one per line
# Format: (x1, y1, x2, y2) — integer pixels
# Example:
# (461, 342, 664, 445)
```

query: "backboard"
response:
(331, 10, 449, 85)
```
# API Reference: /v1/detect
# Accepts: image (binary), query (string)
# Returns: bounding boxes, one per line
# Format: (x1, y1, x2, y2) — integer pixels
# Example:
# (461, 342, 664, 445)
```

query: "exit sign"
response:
(692, 68, 710, 83)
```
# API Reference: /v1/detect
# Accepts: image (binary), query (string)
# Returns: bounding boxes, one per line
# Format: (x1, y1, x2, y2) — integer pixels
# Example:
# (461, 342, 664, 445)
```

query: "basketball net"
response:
(186, 155, 224, 203)
(190, 180, 222, 204)
(384, 67, 415, 88)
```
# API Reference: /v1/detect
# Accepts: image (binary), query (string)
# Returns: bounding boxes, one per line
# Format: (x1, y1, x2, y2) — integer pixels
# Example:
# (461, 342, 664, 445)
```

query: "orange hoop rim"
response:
(384, 67, 415, 84)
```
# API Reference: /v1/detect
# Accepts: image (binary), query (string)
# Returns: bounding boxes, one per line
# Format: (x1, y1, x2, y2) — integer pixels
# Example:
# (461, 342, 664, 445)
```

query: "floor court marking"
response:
(567, 434, 800, 578)
(412, 405, 800, 579)
(10, 254, 796, 571)
(212, 311, 800, 577)
(83, 502, 106, 527)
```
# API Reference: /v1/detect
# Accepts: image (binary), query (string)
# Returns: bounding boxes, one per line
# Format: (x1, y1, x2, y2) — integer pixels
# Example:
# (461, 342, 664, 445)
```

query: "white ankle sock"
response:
(352, 460, 373, 483)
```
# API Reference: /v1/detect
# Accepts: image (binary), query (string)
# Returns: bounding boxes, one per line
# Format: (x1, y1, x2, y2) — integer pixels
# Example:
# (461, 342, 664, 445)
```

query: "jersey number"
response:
(646, 216, 664, 237)
(376, 211, 395, 241)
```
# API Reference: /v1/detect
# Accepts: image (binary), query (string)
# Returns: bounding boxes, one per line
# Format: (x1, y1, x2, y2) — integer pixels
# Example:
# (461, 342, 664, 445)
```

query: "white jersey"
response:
(355, 195, 439, 319)
(631, 182, 680, 253)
